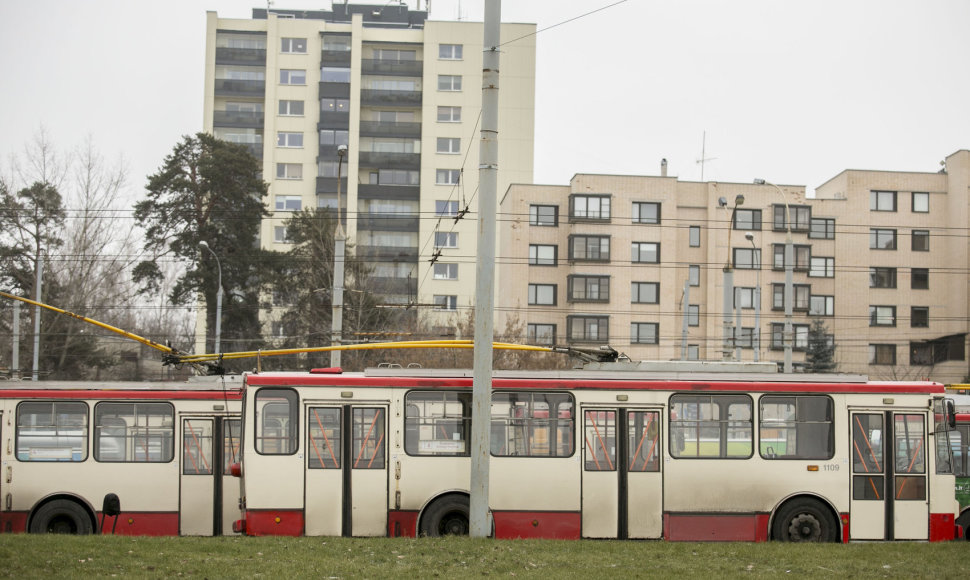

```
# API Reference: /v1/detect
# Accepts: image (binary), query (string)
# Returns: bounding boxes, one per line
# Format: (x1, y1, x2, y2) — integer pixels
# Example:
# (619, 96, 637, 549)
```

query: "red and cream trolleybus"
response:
(0, 377, 242, 535)
(232, 364, 961, 541)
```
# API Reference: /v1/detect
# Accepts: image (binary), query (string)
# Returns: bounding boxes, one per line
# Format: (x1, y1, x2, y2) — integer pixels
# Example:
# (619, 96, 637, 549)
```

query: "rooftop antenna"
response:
(696, 130, 717, 181)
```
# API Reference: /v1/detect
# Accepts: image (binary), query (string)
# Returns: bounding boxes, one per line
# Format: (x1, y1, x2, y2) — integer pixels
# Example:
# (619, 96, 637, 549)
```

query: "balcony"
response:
(368, 276, 418, 296)
(318, 112, 350, 129)
(360, 89, 421, 107)
(315, 177, 348, 194)
(215, 79, 265, 97)
(213, 110, 264, 128)
(357, 214, 420, 232)
(358, 151, 420, 170)
(361, 58, 423, 77)
(357, 184, 420, 200)
(319, 83, 352, 99)
(359, 121, 421, 138)
(215, 47, 266, 66)
(320, 50, 352, 65)
(358, 245, 419, 262)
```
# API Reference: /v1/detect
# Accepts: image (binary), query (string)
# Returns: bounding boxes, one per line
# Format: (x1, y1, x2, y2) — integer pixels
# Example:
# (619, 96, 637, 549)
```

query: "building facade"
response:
(498, 150, 970, 382)
(200, 5, 535, 345)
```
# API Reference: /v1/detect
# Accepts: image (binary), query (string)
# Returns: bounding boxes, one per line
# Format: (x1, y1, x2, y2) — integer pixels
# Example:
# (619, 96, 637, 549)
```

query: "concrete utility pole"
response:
(32, 254, 43, 381)
(470, 0, 500, 539)
(332, 144, 348, 368)
(755, 179, 793, 373)
(720, 194, 744, 361)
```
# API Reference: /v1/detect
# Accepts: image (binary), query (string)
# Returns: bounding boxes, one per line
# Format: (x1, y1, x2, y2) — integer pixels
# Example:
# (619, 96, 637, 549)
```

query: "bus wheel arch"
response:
(770, 495, 839, 542)
(957, 506, 970, 541)
(418, 492, 471, 537)
(28, 495, 96, 535)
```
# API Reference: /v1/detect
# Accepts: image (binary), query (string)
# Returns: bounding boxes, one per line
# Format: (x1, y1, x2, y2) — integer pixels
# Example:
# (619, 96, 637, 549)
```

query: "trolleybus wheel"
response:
(29, 499, 94, 535)
(771, 498, 837, 542)
(420, 495, 470, 537)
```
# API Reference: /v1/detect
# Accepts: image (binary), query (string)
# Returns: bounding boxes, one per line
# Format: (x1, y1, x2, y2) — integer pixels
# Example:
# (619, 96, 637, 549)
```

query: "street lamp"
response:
(745, 231, 761, 362)
(754, 178, 793, 373)
(331, 144, 348, 368)
(721, 194, 744, 361)
(198, 241, 223, 355)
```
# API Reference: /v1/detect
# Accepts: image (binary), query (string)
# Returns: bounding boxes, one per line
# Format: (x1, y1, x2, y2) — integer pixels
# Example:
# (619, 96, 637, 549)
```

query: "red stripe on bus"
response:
(100, 512, 179, 536)
(0, 390, 242, 400)
(0, 512, 29, 533)
(492, 511, 581, 539)
(387, 511, 419, 537)
(243, 510, 305, 536)
(929, 512, 956, 542)
(664, 513, 770, 541)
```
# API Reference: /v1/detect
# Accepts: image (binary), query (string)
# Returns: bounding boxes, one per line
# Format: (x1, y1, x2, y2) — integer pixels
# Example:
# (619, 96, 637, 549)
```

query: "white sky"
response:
(1, 0, 968, 201)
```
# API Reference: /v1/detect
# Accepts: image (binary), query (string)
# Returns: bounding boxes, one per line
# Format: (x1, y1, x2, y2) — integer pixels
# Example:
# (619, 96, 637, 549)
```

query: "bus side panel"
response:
(493, 511, 581, 539)
(929, 512, 956, 541)
(387, 510, 419, 537)
(0, 512, 29, 533)
(242, 509, 304, 536)
(664, 513, 769, 541)
(98, 512, 179, 536)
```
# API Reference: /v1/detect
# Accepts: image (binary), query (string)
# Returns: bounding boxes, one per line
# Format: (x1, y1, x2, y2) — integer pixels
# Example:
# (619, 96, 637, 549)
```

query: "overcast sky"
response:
(2, 0, 967, 202)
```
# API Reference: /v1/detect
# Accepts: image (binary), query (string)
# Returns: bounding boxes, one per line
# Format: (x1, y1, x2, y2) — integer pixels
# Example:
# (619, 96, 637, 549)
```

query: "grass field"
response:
(0, 535, 967, 578)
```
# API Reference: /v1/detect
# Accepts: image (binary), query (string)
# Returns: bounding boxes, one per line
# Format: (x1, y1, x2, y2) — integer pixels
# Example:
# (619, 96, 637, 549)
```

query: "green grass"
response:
(0, 536, 968, 578)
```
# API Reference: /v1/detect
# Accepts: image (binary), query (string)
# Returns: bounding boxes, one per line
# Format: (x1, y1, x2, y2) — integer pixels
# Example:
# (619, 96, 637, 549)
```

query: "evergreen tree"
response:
(805, 319, 837, 373)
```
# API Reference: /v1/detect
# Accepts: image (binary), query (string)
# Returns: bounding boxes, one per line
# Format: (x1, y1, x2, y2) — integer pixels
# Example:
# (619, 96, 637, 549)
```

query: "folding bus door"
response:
(581, 407, 663, 539)
(305, 405, 388, 536)
(850, 410, 929, 540)
(180, 416, 234, 535)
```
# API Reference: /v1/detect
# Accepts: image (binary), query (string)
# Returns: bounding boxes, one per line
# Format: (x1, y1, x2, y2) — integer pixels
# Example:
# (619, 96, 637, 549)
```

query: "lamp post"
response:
(720, 194, 744, 361)
(331, 144, 348, 368)
(198, 241, 223, 355)
(745, 231, 761, 362)
(754, 178, 793, 373)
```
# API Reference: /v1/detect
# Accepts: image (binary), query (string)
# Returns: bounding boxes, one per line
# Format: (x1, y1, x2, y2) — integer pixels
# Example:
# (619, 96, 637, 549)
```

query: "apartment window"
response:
(771, 323, 810, 350)
(773, 283, 811, 311)
(439, 44, 463, 59)
(529, 204, 558, 226)
(912, 191, 929, 213)
(437, 106, 461, 122)
(870, 190, 897, 212)
(809, 218, 835, 239)
(438, 75, 462, 91)
(687, 305, 699, 327)
(274, 226, 289, 244)
(912, 230, 929, 251)
(735, 287, 755, 309)
(280, 37, 307, 53)
(870, 229, 897, 250)
(321, 67, 350, 83)
(569, 235, 610, 261)
(869, 344, 896, 365)
(568, 276, 610, 302)
(631, 282, 660, 304)
(437, 137, 460, 154)
(433, 295, 457, 310)
(435, 200, 458, 217)
(773, 244, 810, 271)
(567, 316, 609, 343)
(869, 305, 897, 327)
(910, 335, 964, 365)
(527, 324, 555, 345)
(277, 132, 303, 148)
(372, 169, 418, 186)
(810, 295, 835, 316)
(435, 232, 458, 248)
(528, 284, 557, 306)
(689, 226, 701, 247)
(278, 100, 304, 116)
(912, 268, 929, 289)
(911, 306, 929, 328)
(436, 169, 460, 185)
(631, 322, 659, 345)
(273, 195, 302, 212)
(318, 160, 348, 178)
(320, 98, 349, 112)
(279, 69, 306, 85)
(809, 257, 835, 278)
(529, 244, 557, 266)
(688, 265, 700, 286)
(433, 263, 458, 280)
(733, 248, 761, 270)
(276, 163, 303, 180)
(736, 327, 754, 349)
(773, 205, 811, 231)
(570, 195, 611, 221)
(734, 209, 762, 231)
(869, 267, 897, 289)
(373, 48, 415, 61)
(632, 202, 660, 224)
(319, 129, 349, 146)
(631, 242, 660, 264)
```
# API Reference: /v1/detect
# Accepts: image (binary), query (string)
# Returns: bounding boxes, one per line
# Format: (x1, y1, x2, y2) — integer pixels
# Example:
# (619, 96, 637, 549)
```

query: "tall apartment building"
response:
(201, 4, 535, 340)
(498, 150, 970, 383)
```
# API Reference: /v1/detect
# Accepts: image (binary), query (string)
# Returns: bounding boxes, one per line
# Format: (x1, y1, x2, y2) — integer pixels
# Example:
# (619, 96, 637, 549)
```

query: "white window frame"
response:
(433, 263, 458, 280)
(278, 100, 304, 116)
(436, 169, 460, 185)
(434, 232, 458, 248)
(433, 295, 458, 311)
(437, 106, 461, 122)
(436, 137, 461, 154)
(439, 44, 463, 60)
(438, 75, 462, 91)
(279, 69, 306, 85)
(280, 37, 307, 54)
(276, 163, 303, 180)
(277, 132, 303, 148)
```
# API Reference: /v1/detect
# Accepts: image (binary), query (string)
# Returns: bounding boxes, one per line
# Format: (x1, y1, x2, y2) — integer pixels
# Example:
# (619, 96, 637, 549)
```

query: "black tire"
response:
(29, 500, 94, 535)
(419, 495, 470, 537)
(771, 498, 838, 542)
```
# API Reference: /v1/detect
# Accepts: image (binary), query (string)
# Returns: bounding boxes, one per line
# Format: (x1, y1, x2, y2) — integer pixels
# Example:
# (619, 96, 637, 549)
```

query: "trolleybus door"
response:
(850, 410, 929, 540)
(305, 405, 388, 536)
(180, 416, 232, 535)
(581, 407, 663, 539)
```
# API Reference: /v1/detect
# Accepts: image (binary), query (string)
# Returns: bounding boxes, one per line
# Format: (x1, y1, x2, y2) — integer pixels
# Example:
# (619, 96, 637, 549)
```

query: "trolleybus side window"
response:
(352, 408, 385, 469)
(759, 395, 834, 459)
(669, 394, 753, 458)
(94, 402, 175, 462)
(628, 410, 661, 471)
(583, 410, 660, 472)
(404, 391, 471, 456)
(894, 414, 926, 500)
(308, 408, 341, 468)
(950, 424, 968, 478)
(852, 413, 884, 500)
(490, 392, 574, 457)
(255, 388, 298, 455)
(933, 399, 953, 474)
(224, 418, 241, 473)
(16, 401, 89, 462)
(183, 419, 214, 475)
(584, 410, 616, 470)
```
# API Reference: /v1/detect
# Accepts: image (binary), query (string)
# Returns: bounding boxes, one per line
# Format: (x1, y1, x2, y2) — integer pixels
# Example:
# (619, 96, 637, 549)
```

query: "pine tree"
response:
(805, 319, 837, 373)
